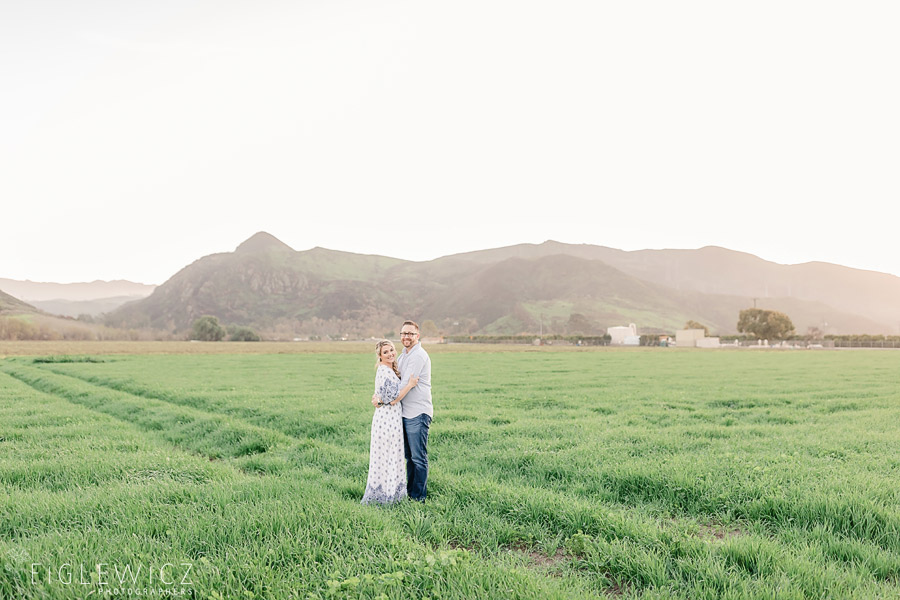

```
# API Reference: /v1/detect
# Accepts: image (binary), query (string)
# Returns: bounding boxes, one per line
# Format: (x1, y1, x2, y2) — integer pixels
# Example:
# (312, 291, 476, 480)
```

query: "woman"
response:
(361, 339, 418, 505)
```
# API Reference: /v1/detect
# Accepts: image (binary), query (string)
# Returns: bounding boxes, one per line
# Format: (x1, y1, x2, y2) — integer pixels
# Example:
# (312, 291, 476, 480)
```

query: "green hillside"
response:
(103, 232, 893, 338)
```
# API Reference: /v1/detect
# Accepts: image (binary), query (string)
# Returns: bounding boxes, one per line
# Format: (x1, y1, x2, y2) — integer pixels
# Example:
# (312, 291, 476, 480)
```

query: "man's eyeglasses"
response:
(400, 332, 418, 337)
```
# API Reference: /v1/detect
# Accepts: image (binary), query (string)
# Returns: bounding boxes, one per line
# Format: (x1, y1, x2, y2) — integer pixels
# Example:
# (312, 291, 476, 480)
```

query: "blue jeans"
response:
(403, 413, 431, 501)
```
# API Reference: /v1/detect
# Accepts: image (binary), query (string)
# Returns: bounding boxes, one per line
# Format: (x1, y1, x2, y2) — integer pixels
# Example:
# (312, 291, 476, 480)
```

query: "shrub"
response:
(190, 316, 226, 341)
(228, 326, 261, 342)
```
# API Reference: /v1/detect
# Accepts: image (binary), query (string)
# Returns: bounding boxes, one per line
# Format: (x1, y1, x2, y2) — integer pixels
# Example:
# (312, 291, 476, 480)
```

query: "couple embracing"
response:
(361, 320, 432, 505)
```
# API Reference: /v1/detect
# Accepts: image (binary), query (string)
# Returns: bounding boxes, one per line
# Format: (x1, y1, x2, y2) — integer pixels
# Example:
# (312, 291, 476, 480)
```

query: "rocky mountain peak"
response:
(234, 232, 295, 255)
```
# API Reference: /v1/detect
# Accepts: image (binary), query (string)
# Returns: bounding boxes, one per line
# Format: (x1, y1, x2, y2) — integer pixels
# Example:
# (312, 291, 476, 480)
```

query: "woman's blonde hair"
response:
(375, 339, 401, 379)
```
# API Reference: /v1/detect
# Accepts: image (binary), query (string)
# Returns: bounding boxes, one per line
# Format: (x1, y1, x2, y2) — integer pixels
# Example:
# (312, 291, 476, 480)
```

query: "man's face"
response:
(400, 326, 419, 349)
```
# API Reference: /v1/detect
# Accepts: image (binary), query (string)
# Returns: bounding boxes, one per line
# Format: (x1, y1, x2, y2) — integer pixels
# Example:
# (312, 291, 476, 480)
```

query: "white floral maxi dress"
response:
(361, 365, 407, 505)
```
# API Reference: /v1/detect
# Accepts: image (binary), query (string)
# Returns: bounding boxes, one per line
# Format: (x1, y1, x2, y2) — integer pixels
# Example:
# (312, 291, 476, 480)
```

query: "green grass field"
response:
(1, 346, 899, 599)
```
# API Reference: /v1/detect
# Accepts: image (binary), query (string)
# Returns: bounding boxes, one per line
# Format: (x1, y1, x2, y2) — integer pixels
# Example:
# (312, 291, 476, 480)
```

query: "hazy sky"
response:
(2, 1, 898, 285)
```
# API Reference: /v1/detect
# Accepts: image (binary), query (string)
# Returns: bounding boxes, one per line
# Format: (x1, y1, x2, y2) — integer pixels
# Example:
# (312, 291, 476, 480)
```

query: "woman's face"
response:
(380, 344, 396, 363)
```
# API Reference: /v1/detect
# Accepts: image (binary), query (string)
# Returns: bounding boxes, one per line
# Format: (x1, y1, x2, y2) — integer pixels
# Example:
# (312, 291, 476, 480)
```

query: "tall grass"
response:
(1, 348, 899, 598)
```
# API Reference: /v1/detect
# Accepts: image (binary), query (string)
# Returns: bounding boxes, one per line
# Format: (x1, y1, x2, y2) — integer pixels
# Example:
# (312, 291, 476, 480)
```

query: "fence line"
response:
(830, 340, 900, 349)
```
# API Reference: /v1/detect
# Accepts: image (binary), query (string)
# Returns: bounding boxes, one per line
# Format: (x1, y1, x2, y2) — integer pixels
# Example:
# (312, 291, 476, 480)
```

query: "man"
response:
(394, 319, 433, 502)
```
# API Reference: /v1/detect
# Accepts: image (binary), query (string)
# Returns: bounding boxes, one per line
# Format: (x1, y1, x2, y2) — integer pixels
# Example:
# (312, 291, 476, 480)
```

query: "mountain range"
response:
(84, 232, 899, 338)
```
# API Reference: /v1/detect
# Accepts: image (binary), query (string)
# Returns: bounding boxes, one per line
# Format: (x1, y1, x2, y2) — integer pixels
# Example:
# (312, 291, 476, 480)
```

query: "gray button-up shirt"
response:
(397, 342, 432, 419)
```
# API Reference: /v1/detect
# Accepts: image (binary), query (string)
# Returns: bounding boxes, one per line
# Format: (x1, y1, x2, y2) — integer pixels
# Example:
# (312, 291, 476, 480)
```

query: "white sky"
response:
(2, 1, 898, 285)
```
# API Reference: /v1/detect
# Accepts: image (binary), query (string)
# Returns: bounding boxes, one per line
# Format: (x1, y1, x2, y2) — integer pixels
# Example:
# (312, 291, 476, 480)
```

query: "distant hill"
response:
(448, 242, 900, 332)
(0, 277, 155, 318)
(104, 232, 899, 338)
(0, 278, 156, 302)
(0, 289, 37, 314)
(0, 286, 161, 341)
(27, 296, 149, 318)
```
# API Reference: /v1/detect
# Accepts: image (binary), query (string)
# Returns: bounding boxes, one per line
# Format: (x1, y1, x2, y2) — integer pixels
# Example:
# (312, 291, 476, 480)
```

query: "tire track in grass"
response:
(1, 362, 288, 463)
(36, 363, 357, 447)
(20, 363, 439, 504)
(0, 369, 241, 492)
(4, 361, 366, 484)
(28, 361, 381, 477)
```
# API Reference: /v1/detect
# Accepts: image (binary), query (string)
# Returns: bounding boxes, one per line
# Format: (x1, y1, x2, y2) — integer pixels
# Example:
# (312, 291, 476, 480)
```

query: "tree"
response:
(684, 320, 709, 336)
(228, 326, 261, 341)
(737, 308, 795, 341)
(190, 316, 225, 341)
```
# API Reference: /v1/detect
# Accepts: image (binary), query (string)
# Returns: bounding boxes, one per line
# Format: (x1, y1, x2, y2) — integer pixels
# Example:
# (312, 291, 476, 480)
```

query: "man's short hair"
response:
(402, 320, 419, 332)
